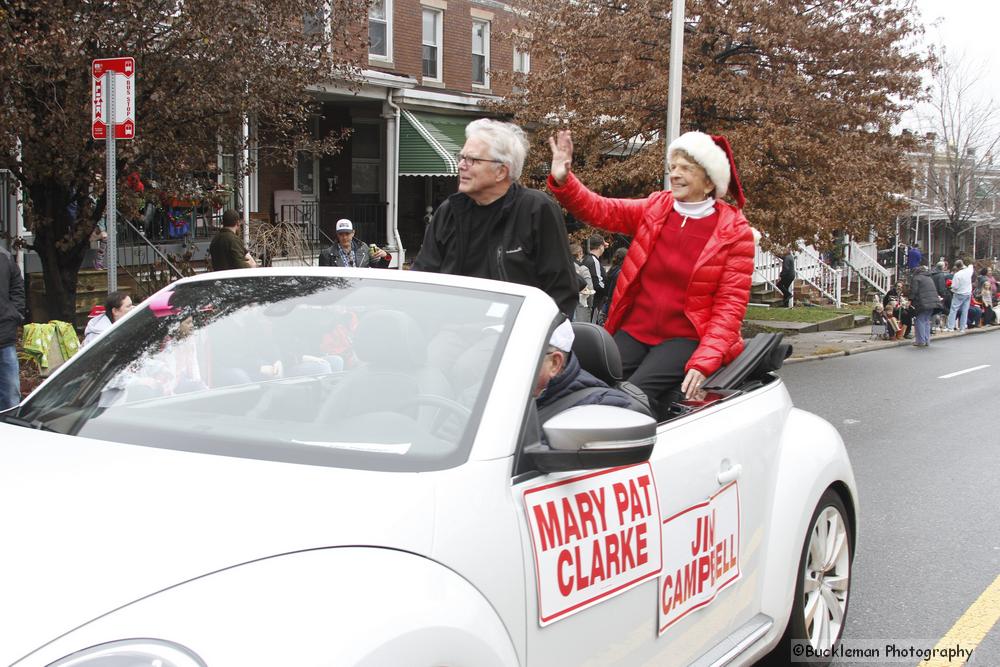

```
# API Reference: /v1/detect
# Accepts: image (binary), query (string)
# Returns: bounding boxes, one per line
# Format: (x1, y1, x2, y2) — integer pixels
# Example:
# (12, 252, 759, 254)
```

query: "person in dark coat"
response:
(318, 219, 391, 268)
(777, 249, 796, 307)
(534, 320, 635, 415)
(209, 210, 257, 271)
(0, 245, 25, 410)
(413, 119, 578, 318)
(910, 265, 942, 347)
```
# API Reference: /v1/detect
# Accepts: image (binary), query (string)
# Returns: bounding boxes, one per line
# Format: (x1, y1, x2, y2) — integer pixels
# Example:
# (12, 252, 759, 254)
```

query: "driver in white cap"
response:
(534, 320, 636, 415)
(319, 218, 391, 268)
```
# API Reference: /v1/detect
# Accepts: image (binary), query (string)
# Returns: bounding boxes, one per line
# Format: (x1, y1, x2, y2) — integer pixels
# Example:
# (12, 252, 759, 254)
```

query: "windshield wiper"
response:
(0, 413, 57, 431)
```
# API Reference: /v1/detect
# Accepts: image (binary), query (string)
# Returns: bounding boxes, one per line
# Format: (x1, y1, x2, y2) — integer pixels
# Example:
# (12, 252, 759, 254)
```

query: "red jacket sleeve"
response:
(685, 227, 755, 376)
(547, 173, 648, 237)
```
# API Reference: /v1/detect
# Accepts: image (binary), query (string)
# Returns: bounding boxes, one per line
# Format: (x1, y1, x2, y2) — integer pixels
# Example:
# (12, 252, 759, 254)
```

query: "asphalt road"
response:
(779, 331, 1000, 665)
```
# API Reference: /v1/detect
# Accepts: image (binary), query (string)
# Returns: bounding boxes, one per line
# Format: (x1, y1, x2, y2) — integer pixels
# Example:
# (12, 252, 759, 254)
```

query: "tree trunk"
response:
(28, 180, 93, 324)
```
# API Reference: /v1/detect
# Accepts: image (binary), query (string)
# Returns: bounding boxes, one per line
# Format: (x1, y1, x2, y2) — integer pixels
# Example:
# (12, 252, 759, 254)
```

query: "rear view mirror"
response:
(525, 405, 657, 473)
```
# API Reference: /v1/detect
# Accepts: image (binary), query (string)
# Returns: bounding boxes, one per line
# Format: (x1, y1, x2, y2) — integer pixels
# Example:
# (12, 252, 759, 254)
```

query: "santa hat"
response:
(667, 131, 746, 209)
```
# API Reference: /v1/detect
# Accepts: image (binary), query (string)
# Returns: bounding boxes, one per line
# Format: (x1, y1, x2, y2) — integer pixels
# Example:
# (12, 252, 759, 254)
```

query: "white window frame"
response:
(421, 8, 443, 83)
(471, 19, 490, 88)
(368, 0, 393, 62)
(513, 45, 530, 76)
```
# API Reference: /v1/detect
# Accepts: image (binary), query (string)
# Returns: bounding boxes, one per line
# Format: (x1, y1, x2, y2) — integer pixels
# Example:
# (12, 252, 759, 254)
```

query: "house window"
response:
(369, 0, 391, 60)
(514, 46, 530, 75)
(422, 9, 442, 80)
(303, 3, 330, 38)
(472, 20, 489, 87)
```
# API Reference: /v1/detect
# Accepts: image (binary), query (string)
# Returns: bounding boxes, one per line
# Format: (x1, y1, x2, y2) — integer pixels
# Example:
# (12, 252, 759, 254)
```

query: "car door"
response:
(515, 397, 754, 666)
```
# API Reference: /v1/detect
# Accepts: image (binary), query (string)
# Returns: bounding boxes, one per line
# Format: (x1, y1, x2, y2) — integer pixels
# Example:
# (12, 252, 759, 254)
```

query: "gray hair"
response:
(465, 118, 529, 181)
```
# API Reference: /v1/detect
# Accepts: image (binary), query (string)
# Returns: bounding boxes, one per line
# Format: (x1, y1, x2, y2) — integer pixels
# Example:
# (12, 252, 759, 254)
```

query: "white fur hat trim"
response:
(667, 131, 730, 199)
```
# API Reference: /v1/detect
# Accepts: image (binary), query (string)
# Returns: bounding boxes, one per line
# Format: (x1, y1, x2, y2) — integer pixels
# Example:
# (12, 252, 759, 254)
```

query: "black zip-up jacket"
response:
(412, 183, 578, 317)
(0, 247, 25, 347)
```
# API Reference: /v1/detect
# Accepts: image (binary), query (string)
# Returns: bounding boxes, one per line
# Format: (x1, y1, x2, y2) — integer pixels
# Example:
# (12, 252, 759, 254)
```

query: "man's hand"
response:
(548, 130, 574, 186)
(245, 253, 258, 269)
(681, 368, 707, 401)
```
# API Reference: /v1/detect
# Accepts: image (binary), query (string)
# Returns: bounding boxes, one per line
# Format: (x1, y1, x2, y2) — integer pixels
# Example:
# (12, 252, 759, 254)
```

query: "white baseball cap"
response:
(548, 320, 575, 353)
(335, 219, 354, 233)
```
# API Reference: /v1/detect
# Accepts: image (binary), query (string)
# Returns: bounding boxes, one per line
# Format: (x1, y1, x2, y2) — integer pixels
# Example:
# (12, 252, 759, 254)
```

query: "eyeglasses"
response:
(456, 153, 504, 166)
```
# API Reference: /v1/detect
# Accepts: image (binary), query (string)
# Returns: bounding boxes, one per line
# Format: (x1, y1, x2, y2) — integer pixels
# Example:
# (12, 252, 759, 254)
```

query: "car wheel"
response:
(762, 488, 853, 666)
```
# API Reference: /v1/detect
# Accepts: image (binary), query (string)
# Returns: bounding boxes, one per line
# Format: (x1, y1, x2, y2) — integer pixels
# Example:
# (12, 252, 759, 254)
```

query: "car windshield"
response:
(16, 275, 521, 472)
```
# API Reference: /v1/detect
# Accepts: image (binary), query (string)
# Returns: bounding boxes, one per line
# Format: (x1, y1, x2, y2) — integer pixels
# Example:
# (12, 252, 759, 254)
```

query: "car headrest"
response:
(354, 310, 426, 368)
(570, 322, 623, 384)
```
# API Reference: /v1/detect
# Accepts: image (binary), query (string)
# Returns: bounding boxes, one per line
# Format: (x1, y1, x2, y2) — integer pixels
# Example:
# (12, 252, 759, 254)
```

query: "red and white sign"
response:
(658, 481, 741, 634)
(91, 57, 136, 140)
(523, 463, 662, 626)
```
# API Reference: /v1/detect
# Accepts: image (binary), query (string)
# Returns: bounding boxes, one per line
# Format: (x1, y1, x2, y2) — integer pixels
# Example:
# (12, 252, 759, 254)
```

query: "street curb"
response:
(786, 325, 1000, 364)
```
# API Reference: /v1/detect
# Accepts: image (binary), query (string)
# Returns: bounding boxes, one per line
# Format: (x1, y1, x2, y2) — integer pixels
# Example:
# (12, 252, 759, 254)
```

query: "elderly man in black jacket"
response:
(0, 246, 25, 410)
(910, 265, 942, 347)
(413, 119, 578, 318)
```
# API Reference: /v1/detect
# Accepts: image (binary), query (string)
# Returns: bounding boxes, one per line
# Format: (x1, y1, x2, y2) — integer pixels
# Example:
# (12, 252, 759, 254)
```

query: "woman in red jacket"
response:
(548, 130, 755, 407)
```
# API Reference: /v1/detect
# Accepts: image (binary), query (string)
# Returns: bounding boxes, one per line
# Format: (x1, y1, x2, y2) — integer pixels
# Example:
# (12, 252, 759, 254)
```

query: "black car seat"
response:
(566, 322, 652, 417)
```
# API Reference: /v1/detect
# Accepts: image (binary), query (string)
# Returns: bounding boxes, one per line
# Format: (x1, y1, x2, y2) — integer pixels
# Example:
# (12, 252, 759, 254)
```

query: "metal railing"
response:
(795, 242, 842, 308)
(116, 212, 187, 297)
(278, 202, 388, 247)
(843, 239, 891, 301)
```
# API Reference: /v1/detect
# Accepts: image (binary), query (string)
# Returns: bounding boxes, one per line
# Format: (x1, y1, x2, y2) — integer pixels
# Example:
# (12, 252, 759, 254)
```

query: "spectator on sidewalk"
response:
(568, 242, 594, 323)
(777, 248, 796, 307)
(600, 247, 629, 325)
(319, 219, 391, 268)
(209, 210, 257, 271)
(929, 261, 951, 330)
(0, 245, 25, 410)
(83, 292, 135, 346)
(906, 244, 922, 275)
(883, 299, 904, 340)
(947, 259, 974, 332)
(583, 234, 608, 321)
(910, 265, 941, 347)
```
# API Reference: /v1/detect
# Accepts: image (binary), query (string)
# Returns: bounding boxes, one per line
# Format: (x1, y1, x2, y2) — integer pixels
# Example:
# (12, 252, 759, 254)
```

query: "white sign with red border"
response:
(92, 57, 136, 140)
(523, 463, 662, 626)
(658, 480, 741, 634)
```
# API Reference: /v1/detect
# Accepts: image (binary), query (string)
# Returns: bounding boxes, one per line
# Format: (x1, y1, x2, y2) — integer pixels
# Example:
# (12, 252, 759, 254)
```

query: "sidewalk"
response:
(760, 322, 1000, 364)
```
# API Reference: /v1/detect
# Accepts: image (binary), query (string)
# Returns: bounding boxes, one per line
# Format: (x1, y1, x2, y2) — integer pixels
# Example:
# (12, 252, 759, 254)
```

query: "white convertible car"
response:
(0, 268, 856, 667)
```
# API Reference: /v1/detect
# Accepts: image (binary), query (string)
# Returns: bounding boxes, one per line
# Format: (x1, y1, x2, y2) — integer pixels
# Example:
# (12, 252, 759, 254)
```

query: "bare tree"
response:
(918, 52, 1000, 256)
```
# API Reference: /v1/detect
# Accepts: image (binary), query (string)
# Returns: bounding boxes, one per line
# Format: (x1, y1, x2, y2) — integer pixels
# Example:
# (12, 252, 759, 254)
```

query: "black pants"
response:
(614, 331, 698, 409)
(777, 278, 794, 307)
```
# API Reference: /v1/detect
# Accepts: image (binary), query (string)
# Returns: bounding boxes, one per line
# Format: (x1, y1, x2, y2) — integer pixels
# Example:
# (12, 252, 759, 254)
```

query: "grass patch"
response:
(745, 305, 862, 323)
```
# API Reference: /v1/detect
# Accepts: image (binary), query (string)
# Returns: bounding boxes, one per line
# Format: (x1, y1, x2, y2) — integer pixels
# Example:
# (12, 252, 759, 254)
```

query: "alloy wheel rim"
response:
(802, 505, 850, 651)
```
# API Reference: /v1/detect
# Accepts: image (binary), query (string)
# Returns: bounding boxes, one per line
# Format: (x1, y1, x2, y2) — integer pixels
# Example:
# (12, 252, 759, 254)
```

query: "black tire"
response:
(759, 488, 853, 666)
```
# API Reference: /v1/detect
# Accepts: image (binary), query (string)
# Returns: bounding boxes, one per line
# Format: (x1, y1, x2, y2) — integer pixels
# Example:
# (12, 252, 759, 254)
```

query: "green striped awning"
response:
(399, 110, 469, 176)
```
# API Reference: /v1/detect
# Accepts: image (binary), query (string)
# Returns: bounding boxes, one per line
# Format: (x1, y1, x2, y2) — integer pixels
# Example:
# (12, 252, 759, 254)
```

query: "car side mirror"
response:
(524, 405, 657, 473)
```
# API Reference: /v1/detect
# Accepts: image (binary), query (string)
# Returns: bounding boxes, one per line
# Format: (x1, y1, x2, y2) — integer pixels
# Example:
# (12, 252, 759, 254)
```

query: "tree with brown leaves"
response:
(493, 0, 929, 250)
(0, 0, 366, 321)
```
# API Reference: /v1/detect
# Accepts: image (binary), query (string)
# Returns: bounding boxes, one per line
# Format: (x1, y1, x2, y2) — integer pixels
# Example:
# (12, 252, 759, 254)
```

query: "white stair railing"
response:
(843, 239, 891, 301)
(753, 246, 782, 294)
(795, 242, 842, 308)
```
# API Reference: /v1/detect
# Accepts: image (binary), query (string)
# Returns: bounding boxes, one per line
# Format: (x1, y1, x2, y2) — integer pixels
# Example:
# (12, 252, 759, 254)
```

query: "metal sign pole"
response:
(663, 0, 686, 189)
(105, 71, 117, 292)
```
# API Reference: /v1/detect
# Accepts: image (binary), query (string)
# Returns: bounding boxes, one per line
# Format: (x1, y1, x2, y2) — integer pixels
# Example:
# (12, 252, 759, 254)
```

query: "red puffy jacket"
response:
(548, 173, 755, 376)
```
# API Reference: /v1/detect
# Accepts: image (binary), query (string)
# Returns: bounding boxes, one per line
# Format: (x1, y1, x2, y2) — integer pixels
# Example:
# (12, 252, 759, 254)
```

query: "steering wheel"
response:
(398, 394, 472, 436)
